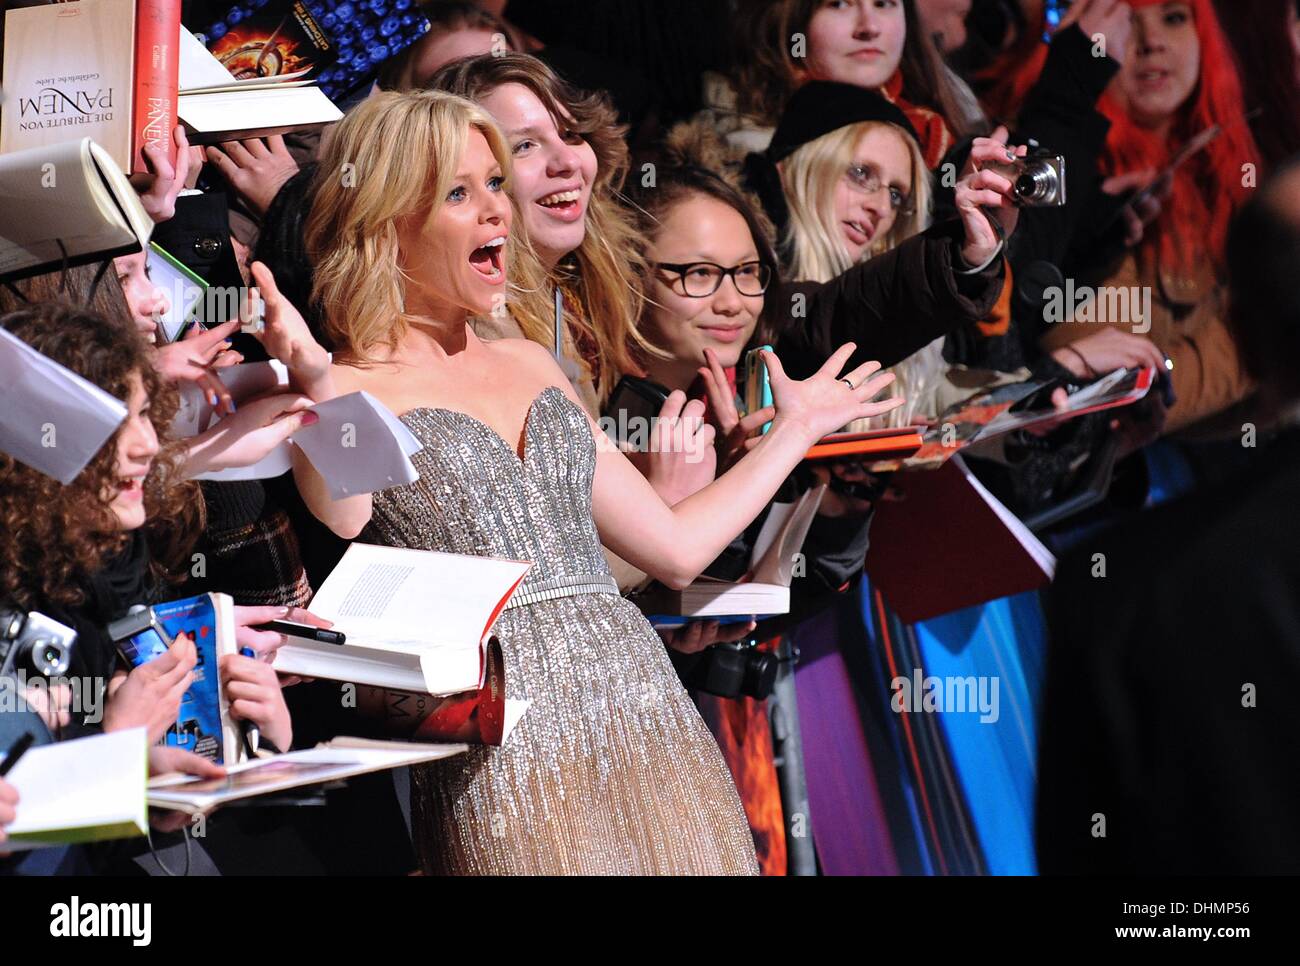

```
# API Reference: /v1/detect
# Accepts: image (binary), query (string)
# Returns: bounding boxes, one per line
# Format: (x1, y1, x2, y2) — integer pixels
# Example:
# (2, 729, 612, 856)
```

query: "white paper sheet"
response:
(290, 390, 422, 499)
(0, 327, 129, 483)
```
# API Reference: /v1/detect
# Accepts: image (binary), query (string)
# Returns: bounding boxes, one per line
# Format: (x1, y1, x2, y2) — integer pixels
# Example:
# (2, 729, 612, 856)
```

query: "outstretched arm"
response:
(576, 344, 902, 589)
(248, 261, 374, 538)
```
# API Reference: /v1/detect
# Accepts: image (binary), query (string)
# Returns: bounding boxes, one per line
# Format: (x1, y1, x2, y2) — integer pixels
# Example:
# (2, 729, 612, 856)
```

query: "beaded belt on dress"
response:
(502, 572, 620, 611)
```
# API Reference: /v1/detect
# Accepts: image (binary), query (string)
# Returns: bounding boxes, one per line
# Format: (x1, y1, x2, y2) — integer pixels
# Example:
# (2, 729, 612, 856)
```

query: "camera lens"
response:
(1015, 162, 1061, 204)
(25, 636, 70, 677)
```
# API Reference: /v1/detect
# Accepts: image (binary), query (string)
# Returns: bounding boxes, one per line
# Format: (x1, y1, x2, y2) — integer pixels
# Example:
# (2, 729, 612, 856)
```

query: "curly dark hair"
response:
(0, 301, 201, 611)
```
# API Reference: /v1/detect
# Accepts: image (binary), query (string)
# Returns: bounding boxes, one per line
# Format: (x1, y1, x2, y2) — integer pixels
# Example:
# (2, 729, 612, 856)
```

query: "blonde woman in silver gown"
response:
(254, 90, 907, 875)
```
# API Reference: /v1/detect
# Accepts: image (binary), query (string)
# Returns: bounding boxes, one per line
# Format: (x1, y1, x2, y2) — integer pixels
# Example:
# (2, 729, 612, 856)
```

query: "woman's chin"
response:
(110, 504, 147, 531)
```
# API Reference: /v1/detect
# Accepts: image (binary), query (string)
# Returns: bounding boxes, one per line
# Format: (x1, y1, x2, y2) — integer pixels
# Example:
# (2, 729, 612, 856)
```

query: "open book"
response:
(864, 456, 1056, 623)
(0, 137, 153, 281)
(177, 27, 342, 143)
(2, 728, 149, 850)
(638, 485, 826, 627)
(0, 325, 129, 484)
(862, 367, 1156, 473)
(146, 738, 470, 816)
(272, 543, 532, 696)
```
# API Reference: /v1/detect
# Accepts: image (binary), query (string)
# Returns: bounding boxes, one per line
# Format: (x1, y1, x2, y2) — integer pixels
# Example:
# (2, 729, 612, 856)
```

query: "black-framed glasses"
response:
(844, 163, 913, 214)
(654, 260, 773, 298)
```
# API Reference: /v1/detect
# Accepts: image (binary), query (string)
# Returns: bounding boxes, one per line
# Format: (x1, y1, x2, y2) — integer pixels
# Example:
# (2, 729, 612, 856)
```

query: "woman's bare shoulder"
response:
(485, 336, 565, 380)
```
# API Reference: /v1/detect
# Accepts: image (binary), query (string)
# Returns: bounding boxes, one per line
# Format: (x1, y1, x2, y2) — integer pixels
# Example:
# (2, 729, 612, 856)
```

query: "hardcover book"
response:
(0, 0, 181, 174)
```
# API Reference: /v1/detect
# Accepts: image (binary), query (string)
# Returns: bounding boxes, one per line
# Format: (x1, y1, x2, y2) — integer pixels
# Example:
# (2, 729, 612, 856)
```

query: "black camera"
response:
(673, 638, 779, 700)
(0, 608, 76, 680)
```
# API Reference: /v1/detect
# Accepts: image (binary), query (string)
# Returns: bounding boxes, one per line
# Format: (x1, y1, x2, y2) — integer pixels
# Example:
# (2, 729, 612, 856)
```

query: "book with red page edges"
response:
(272, 543, 532, 699)
(805, 425, 925, 462)
(131, 0, 181, 174)
(355, 637, 526, 746)
(863, 456, 1056, 623)
(414, 637, 509, 745)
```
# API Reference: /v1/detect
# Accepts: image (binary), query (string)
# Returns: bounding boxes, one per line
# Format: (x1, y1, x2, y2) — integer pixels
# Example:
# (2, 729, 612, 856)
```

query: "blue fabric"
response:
(909, 592, 1047, 875)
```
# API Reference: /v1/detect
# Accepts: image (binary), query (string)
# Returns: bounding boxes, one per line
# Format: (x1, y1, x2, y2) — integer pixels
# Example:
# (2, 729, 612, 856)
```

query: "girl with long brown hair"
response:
(429, 53, 655, 411)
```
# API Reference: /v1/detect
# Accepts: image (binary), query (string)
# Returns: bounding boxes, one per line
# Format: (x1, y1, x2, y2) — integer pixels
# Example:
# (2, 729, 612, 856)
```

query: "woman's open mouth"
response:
(117, 475, 147, 502)
(843, 219, 874, 247)
(469, 236, 507, 282)
(535, 187, 585, 223)
(1134, 67, 1171, 90)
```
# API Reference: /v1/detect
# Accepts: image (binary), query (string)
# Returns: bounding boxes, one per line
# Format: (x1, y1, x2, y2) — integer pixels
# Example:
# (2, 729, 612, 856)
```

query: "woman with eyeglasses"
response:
(745, 82, 1033, 432)
(627, 106, 1015, 462)
(615, 122, 1014, 870)
(624, 105, 1018, 561)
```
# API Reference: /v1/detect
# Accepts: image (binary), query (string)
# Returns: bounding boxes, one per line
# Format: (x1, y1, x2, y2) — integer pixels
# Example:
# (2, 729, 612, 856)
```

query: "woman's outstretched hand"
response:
(764, 342, 902, 442)
(246, 261, 332, 400)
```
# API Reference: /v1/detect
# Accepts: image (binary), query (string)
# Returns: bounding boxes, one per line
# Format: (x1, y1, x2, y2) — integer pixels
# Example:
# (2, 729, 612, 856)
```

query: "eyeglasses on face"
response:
(844, 163, 913, 214)
(654, 260, 774, 298)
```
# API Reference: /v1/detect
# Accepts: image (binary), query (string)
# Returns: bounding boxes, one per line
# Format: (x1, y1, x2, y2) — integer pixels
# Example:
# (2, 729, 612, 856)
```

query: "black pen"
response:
(251, 621, 346, 646)
(0, 732, 35, 777)
(238, 648, 261, 758)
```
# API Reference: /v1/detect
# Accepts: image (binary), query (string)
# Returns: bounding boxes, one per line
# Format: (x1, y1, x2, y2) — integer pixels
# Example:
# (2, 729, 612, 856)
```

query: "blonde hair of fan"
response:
(305, 88, 553, 361)
(779, 120, 945, 429)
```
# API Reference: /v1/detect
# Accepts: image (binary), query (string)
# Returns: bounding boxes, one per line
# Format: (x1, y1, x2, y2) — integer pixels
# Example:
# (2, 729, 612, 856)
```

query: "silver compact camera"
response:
(1006, 152, 1067, 207)
(0, 608, 76, 680)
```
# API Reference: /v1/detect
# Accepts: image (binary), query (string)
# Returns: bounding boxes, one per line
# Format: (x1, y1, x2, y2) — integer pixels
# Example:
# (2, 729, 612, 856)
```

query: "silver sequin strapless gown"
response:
(364, 387, 759, 875)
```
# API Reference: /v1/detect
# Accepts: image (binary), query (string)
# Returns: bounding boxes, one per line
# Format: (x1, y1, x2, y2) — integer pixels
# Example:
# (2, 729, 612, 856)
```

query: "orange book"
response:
(131, 0, 181, 174)
(804, 426, 925, 462)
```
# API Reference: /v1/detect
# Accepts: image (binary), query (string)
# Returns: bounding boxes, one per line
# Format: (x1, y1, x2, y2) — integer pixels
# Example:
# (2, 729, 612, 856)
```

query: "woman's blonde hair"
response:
(780, 120, 945, 428)
(429, 53, 660, 403)
(305, 88, 550, 360)
(780, 120, 931, 280)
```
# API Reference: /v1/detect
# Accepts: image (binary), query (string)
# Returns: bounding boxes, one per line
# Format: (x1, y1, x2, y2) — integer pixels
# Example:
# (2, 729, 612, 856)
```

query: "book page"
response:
(172, 359, 293, 437)
(178, 86, 343, 135)
(750, 485, 826, 586)
(147, 743, 468, 813)
(4, 728, 148, 847)
(290, 390, 422, 499)
(309, 543, 532, 646)
(952, 456, 1056, 578)
(0, 139, 138, 276)
(178, 25, 238, 91)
